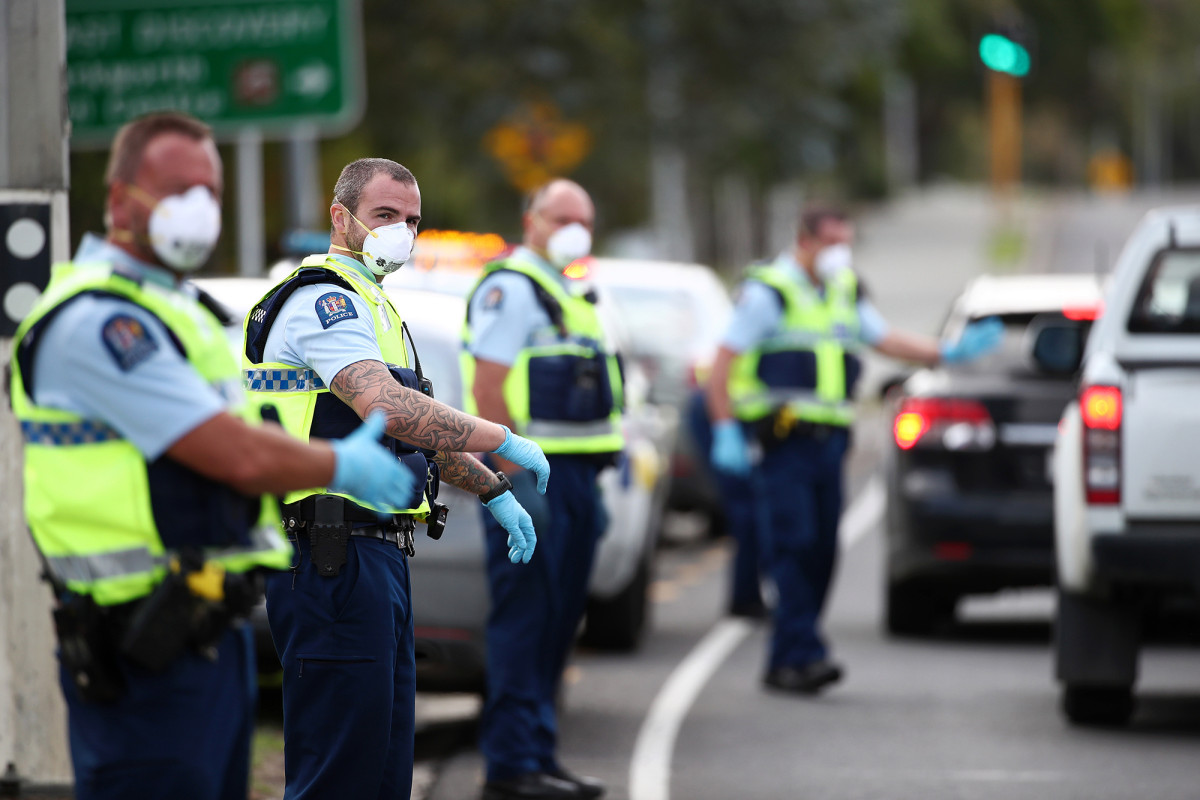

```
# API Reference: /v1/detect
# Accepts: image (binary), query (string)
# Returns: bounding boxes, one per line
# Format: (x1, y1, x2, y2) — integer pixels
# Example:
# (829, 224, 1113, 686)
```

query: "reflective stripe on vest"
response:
(45, 523, 288, 585)
(9, 260, 292, 606)
(461, 256, 625, 455)
(242, 255, 428, 514)
(729, 260, 861, 425)
(244, 368, 326, 392)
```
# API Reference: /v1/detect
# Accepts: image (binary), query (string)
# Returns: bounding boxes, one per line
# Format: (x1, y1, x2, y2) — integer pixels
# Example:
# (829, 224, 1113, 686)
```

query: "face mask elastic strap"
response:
(333, 198, 379, 240)
(330, 243, 369, 258)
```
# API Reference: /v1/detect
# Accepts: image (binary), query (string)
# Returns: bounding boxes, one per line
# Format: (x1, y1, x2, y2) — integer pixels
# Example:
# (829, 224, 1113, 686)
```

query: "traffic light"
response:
(979, 32, 1030, 77)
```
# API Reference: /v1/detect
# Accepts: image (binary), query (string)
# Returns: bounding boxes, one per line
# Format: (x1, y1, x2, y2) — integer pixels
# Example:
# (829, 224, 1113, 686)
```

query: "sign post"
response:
(1, 0, 73, 786)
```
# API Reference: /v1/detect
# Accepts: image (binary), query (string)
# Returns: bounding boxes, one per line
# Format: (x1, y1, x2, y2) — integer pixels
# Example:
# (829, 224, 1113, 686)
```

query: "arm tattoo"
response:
(433, 451, 497, 495)
(330, 359, 480, 451)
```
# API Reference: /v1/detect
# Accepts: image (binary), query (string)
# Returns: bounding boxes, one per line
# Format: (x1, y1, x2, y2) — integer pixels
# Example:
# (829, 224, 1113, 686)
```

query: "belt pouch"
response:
(119, 573, 194, 671)
(309, 495, 351, 578)
(53, 594, 126, 703)
(751, 407, 790, 451)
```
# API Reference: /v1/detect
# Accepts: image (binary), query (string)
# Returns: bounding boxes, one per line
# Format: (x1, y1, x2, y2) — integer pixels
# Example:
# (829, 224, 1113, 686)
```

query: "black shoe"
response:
(546, 766, 605, 799)
(482, 772, 585, 800)
(762, 660, 844, 695)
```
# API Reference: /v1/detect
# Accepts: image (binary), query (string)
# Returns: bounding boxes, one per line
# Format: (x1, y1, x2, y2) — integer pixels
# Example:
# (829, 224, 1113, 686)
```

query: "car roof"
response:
(190, 277, 276, 314)
(956, 272, 1105, 317)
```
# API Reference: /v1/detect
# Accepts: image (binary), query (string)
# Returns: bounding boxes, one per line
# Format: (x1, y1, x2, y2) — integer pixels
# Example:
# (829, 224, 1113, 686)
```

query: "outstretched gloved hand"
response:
(328, 411, 417, 510)
(940, 317, 1004, 364)
(485, 492, 537, 563)
(711, 419, 751, 477)
(491, 425, 551, 493)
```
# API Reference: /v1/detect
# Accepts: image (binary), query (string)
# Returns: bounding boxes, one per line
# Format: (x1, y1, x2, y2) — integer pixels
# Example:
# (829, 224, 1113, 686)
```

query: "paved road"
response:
(410, 187, 1200, 800)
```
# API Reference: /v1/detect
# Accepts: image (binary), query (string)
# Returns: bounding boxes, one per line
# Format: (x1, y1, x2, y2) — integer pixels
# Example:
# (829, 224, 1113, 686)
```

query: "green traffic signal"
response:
(979, 33, 1030, 77)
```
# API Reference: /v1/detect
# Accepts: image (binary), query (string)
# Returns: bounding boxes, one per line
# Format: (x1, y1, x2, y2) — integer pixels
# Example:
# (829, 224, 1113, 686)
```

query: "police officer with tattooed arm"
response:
(241, 157, 550, 800)
(9, 112, 417, 800)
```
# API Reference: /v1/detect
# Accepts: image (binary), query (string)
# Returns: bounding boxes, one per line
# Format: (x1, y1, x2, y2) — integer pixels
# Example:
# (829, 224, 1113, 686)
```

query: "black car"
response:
(883, 273, 1103, 635)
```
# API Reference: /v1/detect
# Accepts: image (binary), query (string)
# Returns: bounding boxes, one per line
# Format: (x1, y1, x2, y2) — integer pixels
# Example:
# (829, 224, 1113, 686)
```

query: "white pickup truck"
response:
(1053, 205, 1200, 726)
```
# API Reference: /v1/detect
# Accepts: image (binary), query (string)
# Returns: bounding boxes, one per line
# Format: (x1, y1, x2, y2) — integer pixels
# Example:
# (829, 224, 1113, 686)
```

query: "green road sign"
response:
(65, 0, 363, 144)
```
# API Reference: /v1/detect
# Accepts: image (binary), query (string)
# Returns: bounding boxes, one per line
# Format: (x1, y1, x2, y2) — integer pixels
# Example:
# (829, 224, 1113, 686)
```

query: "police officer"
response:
(242, 157, 550, 800)
(707, 207, 1002, 695)
(9, 112, 414, 800)
(684, 387, 766, 618)
(463, 179, 621, 800)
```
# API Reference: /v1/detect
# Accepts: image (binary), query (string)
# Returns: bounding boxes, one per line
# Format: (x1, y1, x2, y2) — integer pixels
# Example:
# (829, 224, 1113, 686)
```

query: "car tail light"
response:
(1080, 386, 1121, 504)
(893, 398, 995, 451)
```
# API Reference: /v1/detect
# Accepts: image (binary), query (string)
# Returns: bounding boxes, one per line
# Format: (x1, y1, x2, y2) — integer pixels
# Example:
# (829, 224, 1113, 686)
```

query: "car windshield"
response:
(1127, 248, 1200, 334)
(600, 286, 704, 358)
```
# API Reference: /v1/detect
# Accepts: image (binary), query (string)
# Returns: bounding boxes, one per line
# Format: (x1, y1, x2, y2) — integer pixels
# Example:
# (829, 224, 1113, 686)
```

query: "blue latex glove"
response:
(491, 425, 551, 494)
(711, 419, 751, 477)
(485, 492, 537, 563)
(328, 411, 417, 511)
(940, 317, 1004, 364)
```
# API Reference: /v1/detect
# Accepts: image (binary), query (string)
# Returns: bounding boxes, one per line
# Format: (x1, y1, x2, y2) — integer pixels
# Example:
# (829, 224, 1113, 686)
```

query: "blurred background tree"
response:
(66, 0, 1200, 273)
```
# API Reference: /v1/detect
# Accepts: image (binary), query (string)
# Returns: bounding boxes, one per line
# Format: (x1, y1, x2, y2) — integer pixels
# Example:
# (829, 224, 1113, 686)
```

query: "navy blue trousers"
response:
(480, 457, 604, 782)
(266, 533, 415, 800)
(752, 428, 849, 670)
(686, 389, 764, 612)
(61, 624, 256, 800)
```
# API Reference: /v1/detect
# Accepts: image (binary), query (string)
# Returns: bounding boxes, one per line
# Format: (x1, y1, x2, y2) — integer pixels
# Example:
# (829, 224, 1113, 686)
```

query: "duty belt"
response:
(282, 496, 416, 559)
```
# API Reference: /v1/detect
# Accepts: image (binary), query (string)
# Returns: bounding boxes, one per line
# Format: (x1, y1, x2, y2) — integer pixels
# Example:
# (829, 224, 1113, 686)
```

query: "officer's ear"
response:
(330, 203, 350, 238)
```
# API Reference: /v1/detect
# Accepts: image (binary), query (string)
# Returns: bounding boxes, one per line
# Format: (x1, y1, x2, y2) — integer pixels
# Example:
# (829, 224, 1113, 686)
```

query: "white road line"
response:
(628, 473, 886, 800)
(839, 472, 885, 552)
(628, 618, 753, 800)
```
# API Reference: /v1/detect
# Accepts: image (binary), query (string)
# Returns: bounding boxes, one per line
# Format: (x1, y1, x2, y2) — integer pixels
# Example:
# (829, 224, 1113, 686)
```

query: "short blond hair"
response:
(104, 111, 213, 186)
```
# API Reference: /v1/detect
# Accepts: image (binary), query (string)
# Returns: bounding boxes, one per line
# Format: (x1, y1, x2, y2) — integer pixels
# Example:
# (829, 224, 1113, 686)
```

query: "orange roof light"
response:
(562, 257, 592, 280)
(408, 230, 509, 273)
(1063, 302, 1102, 321)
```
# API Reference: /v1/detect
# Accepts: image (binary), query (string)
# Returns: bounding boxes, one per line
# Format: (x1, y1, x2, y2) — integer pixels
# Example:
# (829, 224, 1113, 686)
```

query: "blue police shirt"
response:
(721, 252, 889, 353)
(31, 234, 229, 460)
(259, 254, 384, 385)
(466, 246, 562, 367)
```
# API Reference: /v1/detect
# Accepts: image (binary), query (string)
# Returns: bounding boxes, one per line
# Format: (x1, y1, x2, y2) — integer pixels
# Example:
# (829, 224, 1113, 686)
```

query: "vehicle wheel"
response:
(1061, 685, 1135, 727)
(582, 555, 651, 652)
(884, 581, 955, 637)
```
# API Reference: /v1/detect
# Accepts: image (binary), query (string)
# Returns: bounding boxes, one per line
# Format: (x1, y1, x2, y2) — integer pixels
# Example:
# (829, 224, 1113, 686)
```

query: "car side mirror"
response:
(1028, 316, 1086, 375)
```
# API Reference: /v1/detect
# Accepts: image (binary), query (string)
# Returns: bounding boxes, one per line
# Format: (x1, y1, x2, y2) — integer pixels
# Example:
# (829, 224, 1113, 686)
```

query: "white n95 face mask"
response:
(359, 221, 415, 276)
(146, 185, 222, 272)
(546, 222, 592, 268)
(334, 200, 416, 276)
(814, 243, 852, 279)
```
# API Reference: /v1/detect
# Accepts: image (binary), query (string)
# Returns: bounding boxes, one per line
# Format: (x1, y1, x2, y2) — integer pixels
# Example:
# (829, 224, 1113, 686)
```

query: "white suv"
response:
(1053, 205, 1200, 726)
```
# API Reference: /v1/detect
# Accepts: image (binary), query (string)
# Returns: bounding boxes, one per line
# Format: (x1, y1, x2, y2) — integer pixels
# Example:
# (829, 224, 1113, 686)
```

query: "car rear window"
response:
(951, 313, 1087, 378)
(1127, 248, 1200, 334)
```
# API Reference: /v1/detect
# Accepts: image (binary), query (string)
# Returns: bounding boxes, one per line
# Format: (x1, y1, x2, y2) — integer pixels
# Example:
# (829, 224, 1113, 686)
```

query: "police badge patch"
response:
(101, 314, 159, 371)
(483, 286, 504, 310)
(315, 292, 358, 329)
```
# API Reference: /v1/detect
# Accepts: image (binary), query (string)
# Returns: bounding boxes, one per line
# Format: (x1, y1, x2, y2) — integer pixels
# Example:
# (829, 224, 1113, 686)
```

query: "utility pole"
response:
(987, 69, 1022, 196)
(0, 0, 73, 785)
(646, 0, 694, 263)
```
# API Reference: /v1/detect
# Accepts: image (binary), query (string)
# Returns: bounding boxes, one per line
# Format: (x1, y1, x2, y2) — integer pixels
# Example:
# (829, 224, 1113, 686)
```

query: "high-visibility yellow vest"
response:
(242, 255, 429, 515)
(9, 261, 292, 607)
(728, 260, 862, 426)
(461, 256, 624, 455)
